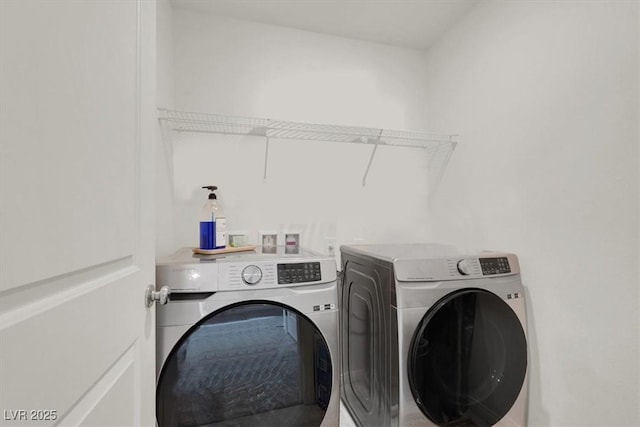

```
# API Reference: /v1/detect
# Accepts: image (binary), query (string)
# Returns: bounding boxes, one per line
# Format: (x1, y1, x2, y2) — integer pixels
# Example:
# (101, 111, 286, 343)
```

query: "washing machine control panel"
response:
(277, 262, 321, 284)
(218, 259, 336, 290)
(237, 263, 322, 285)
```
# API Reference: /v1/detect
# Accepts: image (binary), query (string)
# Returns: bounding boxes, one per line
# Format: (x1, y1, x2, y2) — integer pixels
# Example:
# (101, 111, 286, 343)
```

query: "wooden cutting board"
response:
(192, 245, 257, 255)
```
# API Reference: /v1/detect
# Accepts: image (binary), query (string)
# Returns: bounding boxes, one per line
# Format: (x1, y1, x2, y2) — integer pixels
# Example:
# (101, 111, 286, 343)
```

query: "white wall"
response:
(159, 10, 439, 258)
(423, 1, 639, 425)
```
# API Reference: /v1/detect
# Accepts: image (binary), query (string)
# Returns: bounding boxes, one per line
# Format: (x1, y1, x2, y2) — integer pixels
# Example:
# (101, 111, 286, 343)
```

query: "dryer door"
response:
(408, 289, 527, 426)
(156, 301, 332, 427)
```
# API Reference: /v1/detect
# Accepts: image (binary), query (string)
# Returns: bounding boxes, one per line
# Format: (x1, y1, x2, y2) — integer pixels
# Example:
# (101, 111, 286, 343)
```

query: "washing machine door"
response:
(156, 301, 332, 427)
(408, 288, 527, 426)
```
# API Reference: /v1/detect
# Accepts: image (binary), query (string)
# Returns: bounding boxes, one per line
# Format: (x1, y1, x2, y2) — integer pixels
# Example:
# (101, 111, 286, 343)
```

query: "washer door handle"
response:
(145, 285, 170, 307)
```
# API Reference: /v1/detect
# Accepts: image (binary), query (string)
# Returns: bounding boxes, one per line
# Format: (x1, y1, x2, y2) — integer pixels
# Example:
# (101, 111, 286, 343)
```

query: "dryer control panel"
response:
(395, 252, 520, 282)
(479, 257, 512, 275)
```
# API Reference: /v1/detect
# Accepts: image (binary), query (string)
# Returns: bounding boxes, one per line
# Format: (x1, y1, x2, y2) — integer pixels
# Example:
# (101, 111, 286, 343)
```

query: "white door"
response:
(0, 1, 156, 426)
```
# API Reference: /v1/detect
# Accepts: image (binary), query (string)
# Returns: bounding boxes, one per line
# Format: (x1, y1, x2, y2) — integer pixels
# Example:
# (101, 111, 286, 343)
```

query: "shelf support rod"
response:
(158, 118, 175, 198)
(362, 129, 384, 186)
(428, 140, 457, 205)
(263, 136, 270, 182)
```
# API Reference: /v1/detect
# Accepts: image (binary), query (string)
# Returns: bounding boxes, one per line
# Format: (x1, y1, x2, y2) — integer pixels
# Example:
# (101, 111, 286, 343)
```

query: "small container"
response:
(285, 233, 300, 254)
(228, 231, 249, 248)
(260, 232, 278, 254)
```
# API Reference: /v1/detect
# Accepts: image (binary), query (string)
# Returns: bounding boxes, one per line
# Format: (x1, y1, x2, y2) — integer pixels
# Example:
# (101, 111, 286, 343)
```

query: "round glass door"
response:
(157, 301, 332, 427)
(408, 289, 527, 426)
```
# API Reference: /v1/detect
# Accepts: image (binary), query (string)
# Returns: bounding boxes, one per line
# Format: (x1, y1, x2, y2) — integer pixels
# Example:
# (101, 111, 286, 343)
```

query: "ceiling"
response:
(170, 0, 479, 50)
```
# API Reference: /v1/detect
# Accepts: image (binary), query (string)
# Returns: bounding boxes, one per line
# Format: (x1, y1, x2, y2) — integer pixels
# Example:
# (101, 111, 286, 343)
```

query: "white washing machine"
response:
(340, 244, 528, 427)
(156, 247, 339, 427)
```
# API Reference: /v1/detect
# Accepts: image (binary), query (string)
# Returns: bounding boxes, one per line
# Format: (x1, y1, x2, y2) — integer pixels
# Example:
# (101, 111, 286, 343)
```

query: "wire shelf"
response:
(158, 108, 457, 194)
(158, 109, 457, 149)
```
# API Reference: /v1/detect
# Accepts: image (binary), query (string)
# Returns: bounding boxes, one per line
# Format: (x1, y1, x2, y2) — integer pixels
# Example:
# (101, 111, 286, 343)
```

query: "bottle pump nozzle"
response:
(202, 185, 218, 199)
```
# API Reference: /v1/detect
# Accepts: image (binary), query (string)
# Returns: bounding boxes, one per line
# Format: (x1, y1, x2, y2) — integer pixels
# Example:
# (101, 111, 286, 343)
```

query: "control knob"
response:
(241, 265, 263, 285)
(457, 259, 470, 276)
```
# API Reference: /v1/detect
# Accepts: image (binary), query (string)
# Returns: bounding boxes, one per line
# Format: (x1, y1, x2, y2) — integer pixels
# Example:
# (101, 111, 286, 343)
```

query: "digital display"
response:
(479, 257, 511, 275)
(277, 262, 321, 284)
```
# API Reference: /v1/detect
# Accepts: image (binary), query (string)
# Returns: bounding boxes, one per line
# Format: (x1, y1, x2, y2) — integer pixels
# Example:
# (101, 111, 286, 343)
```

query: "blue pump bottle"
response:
(200, 186, 219, 249)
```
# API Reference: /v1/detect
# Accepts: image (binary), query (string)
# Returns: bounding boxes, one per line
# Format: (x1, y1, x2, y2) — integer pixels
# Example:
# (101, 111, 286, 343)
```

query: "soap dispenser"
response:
(200, 186, 226, 250)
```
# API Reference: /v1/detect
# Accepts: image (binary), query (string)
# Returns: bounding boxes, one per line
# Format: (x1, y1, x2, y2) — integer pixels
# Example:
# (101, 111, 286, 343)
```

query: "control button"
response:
(241, 265, 263, 285)
(457, 259, 470, 275)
